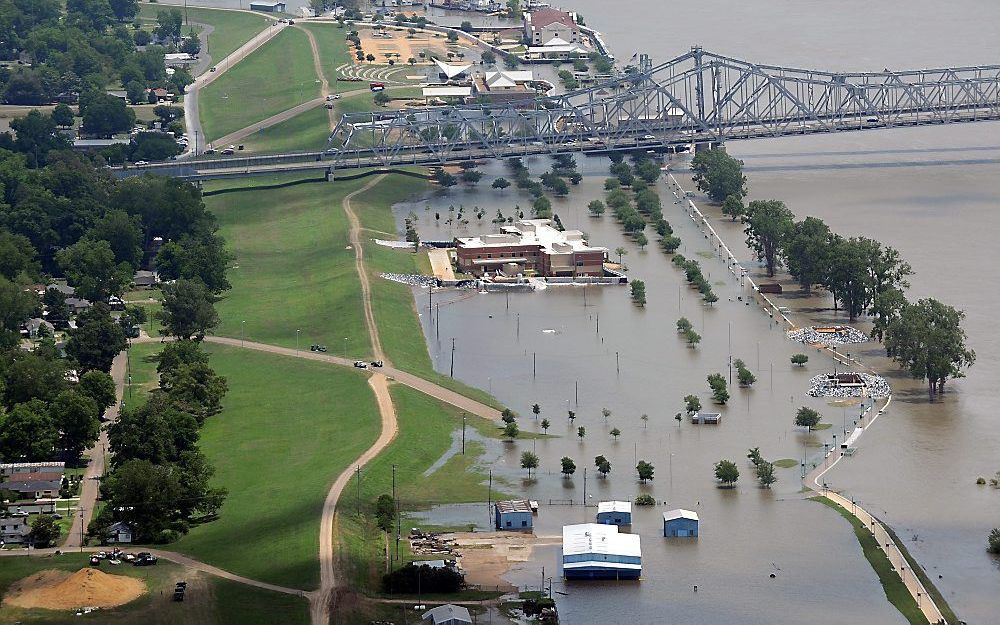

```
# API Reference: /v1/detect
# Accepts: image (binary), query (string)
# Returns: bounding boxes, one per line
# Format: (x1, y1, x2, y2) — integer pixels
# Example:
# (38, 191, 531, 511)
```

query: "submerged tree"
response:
(714, 459, 739, 487)
(885, 297, 975, 396)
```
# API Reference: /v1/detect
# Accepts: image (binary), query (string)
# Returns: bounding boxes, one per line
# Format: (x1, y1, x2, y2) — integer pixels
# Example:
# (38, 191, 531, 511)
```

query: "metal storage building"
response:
(663, 509, 699, 537)
(562, 523, 641, 580)
(494, 499, 533, 531)
(421, 604, 473, 625)
(596, 501, 632, 526)
(249, 1, 286, 12)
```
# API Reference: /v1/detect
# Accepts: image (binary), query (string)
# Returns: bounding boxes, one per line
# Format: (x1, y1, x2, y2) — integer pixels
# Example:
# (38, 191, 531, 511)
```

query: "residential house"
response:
(1, 516, 31, 545)
(106, 521, 133, 544)
(133, 270, 159, 288)
(1, 472, 63, 500)
(65, 297, 92, 314)
(1, 462, 65, 478)
(21, 318, 54, 339)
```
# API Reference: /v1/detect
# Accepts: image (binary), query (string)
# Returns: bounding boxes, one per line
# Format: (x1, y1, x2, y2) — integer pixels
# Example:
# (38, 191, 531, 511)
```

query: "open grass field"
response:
(0, 552, 307, 625)
(125, 341, 162, 408)
(199, 27, 319, 142)
(298, 23, 354, 88)
(239, 104, 332, 154)
(812, 497, 925, 625)
(169, 343, 381, 590)
(206, 178, 373, 357)
(336, 383, 501, 594)
(138, 4, 273, 65)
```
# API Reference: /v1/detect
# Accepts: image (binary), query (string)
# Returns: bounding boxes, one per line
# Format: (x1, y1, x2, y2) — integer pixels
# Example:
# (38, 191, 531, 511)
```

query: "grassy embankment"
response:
(0, 552, 307, 625)
(199, 27, 319, 142)
(137, 4, 273, 67)
(165, 343, 380, 591)
(812, 496, 927, 625)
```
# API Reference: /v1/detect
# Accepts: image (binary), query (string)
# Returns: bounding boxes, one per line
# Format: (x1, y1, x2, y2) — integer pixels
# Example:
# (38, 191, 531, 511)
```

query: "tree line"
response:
(694, 148, 975, 395)
(89, 341, 228, 544)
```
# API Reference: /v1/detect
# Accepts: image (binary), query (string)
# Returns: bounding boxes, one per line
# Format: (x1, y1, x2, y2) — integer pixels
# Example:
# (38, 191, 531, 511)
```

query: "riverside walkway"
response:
(666, 174, 945, 625)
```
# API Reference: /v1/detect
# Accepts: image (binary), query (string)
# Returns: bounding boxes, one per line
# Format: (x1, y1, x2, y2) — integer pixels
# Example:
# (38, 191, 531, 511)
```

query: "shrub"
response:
(634, 493, 656, 506)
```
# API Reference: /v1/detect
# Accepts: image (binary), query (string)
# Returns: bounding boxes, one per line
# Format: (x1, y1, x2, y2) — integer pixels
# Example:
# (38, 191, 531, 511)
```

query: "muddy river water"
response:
(392, 2, 1000, 622)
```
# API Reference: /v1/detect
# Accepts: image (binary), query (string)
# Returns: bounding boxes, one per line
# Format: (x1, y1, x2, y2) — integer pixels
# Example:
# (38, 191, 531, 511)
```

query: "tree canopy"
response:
(885, 298, 975, 395)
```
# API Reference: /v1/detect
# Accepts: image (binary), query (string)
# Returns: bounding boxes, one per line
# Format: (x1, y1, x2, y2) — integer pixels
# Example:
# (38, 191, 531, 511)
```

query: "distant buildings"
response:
(422, 603, 473, 625)
(596, 501, 632, 526)
(562, 523, 641, 579)
(1, 462, 66, 545)
(663, 509, 699, 537)
(690, 412, 722, 425)
(494, 499, 533, 531)
(523, 8, 579, 46)
(455, 219, 608, 278)
(249, 1, 286, 12)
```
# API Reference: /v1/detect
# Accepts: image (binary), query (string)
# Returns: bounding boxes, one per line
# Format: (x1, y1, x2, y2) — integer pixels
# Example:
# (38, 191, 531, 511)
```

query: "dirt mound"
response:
(4, 567, 146, 610)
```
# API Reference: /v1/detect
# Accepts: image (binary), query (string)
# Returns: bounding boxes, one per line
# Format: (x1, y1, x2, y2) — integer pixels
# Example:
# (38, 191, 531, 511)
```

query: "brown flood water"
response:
(392, 2, 1000, 621)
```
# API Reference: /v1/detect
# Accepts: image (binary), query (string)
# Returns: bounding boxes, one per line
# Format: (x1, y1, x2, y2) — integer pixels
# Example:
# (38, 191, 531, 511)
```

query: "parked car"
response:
(210, 66, 217, 72)
(89, 556, 101, 566)
(353, 361, 368, 369)
(134, 160, 148, 166)
(221, 148, 234, 155)
(325, 102, 335, 109)
(370, 360, 384, 368)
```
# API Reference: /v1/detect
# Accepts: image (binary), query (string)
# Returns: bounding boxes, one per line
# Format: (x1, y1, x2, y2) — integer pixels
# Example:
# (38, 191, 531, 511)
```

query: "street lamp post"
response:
(344, 337, 348, 360)
(241, 320, 246, 346)
(296, 329, 300, 352)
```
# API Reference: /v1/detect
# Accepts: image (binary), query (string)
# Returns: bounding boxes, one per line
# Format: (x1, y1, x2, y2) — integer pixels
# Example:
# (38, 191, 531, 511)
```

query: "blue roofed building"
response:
(596, 500, 632, 526)
(494, 499, 533, 531)
(663, 508, 699, 537)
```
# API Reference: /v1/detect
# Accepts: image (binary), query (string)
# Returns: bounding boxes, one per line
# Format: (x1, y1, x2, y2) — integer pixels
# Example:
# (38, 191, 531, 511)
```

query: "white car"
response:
(641, 134, 657, 141)
(134, 160, 148, 166)
(353, 361, 368, 369)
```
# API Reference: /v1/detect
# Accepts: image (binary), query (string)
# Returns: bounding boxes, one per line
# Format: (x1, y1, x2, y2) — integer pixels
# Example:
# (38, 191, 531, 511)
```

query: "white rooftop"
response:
(663, 508, 699, 522)
(528, 43, 589, 54)
(597, 501, 632, 515)
(562, 523, 641, 558)
(457, 219, 607, 255)
(433, 59, 473, 79)
(422, 86, 472, 98)
(485, 70, 534, 83)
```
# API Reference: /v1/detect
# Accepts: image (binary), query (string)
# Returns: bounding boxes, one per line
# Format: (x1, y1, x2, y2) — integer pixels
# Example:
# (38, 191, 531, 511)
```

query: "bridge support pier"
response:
(694, 141, 724, 153)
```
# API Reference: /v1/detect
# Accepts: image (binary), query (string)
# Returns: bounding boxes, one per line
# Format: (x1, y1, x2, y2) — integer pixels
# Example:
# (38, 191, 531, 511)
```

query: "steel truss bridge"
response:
(129, 48, 1000, 180)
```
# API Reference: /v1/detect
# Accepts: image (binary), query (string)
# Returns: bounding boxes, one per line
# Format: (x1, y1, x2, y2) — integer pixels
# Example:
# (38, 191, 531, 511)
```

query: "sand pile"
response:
(4, 567, 147, 610)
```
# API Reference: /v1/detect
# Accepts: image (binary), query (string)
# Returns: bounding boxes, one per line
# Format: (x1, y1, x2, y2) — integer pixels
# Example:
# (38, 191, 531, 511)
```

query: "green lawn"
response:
(206, 178, 374, 357)
(298, 23, 354, 87)
(338, 384, 504, 593)
(812, 497, 926, 625)
(199, 27, 319, 142)
(126, 341, 162, 408)
(240, 104, 332, 154)
(0, 552, 306, 625)
(170, 343, 381, 590)
(212, 578, 309, 625)
(138, 4, 273, 65)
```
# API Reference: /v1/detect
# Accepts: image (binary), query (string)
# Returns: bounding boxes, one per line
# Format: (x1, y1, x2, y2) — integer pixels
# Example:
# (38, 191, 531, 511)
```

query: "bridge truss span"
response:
(326, 46, 1000, 169)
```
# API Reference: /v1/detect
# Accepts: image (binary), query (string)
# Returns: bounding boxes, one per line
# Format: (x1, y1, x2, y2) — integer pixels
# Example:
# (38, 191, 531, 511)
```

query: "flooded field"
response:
(393, 154, 910, 624)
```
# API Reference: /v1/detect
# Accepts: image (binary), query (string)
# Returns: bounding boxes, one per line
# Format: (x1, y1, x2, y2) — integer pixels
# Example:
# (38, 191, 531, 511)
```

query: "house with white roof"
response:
(523, 7, 579, 46)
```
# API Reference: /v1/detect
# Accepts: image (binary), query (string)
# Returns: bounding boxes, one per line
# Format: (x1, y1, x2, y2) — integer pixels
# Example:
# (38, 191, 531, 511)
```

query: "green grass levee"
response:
(170, 343, 381, 590)
(812, 496, 928, 625)
(199, 27, 319, 143)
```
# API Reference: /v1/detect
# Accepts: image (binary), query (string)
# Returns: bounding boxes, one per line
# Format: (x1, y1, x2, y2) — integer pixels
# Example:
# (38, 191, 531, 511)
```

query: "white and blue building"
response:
(663, 508, 699, 537)
(494, 499, 533, 531)
(562, 523, 641, 580)
(596, 500, 632, 526)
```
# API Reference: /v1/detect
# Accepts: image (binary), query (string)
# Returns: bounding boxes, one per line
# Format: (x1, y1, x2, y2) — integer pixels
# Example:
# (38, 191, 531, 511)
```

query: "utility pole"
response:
(532, 352, 536, 379)
(596, 312, 599, 335)
(392, 464, 400, 563)
(462, 413, 466, 455)
(356, 465, 361, 513)
(575, 381, 578, 406)
(435, 303, 440, 340)
(616, 351, 620, 375)
(450, 338, 455, 377)
(582, 468, 587, 505)
(516, 313, 520, 340)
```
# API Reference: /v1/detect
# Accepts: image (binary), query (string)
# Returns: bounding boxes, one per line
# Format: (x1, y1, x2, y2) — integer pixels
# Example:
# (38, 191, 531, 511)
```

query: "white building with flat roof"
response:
(562, 523, 641, 579)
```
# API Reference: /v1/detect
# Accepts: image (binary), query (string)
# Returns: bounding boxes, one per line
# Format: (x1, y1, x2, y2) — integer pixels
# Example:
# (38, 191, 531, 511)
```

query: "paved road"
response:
(182, 20, 287, 154)
(63, 351, 128, 550)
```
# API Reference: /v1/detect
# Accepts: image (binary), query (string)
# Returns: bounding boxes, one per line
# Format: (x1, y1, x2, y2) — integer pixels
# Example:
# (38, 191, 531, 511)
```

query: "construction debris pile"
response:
(379, 273, 438, 288)
(788, 325, 869, 346)
(807, 372, 891, 399)
(408, 529, 456, 557)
